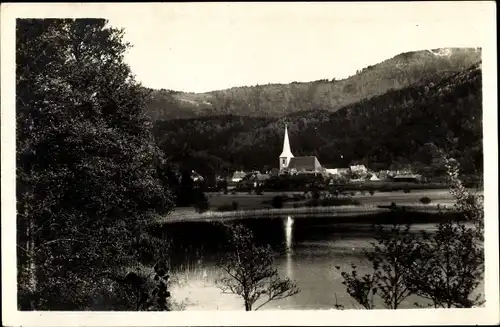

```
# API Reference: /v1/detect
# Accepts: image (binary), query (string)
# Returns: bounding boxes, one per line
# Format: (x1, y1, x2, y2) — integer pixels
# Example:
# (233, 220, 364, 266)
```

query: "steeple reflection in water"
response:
(285, 216, 294, 279)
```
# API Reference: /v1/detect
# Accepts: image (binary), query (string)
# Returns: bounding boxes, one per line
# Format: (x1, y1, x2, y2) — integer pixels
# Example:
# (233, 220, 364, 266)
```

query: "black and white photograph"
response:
(1, 2, 498, 326)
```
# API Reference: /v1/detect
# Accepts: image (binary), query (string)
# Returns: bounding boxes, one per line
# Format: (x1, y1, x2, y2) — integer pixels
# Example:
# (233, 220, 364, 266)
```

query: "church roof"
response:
(288, 156, 322, 171)
(279, 124, 294, 158)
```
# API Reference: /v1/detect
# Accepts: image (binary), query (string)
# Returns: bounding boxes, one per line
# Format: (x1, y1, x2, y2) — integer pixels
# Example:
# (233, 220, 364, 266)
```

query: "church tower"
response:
(279, 124, 294, 170)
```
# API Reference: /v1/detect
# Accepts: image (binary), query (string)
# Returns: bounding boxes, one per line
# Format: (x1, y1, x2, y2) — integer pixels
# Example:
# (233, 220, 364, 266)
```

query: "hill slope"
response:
(153, 62, 483, 177)
(146, 47, 481, 120)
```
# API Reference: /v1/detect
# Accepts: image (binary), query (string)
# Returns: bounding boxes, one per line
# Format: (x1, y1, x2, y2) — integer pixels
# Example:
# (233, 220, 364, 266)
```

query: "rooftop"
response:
(288, 156, 322, 171)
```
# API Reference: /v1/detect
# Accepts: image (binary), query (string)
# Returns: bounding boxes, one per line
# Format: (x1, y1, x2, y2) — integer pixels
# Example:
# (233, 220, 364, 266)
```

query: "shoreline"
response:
(157, 203, 453, 224)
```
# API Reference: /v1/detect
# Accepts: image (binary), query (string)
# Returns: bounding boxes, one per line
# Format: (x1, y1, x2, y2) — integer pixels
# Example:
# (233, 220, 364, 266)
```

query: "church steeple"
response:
(279, 123, 294, 170)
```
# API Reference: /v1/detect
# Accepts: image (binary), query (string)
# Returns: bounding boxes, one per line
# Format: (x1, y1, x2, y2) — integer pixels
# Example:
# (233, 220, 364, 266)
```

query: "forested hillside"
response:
(146, 48, 481, 120)
(153, 62, 482, 178)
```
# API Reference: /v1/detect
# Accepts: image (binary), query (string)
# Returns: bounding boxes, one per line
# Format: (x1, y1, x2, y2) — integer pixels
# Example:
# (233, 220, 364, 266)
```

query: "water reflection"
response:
(284, 216, 294, 279)
(285, 216, 294, 249)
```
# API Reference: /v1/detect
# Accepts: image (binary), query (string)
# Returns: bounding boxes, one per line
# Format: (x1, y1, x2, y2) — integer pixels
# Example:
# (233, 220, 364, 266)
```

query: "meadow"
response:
(164, 188, 469, 223)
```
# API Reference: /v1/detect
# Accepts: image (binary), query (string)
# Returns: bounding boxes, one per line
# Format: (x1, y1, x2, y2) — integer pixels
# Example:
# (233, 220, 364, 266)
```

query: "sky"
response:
(103, 2, 493, 93)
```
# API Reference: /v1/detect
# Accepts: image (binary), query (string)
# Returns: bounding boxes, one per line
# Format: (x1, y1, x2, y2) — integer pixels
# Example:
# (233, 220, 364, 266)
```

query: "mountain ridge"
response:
(145, 47, 481, 120)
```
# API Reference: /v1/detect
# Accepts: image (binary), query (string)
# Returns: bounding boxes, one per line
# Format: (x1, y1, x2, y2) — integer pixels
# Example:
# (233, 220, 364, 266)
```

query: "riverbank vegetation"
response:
(337, 160, 484, 309)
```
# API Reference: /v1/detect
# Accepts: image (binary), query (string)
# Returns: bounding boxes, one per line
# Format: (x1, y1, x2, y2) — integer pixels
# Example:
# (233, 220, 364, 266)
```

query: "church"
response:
(279, 124, 323, 174)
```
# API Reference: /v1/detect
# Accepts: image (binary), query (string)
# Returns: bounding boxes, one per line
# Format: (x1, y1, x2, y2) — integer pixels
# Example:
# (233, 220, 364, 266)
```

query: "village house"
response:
(325, 167, 338, 175)
(377, 170, 391, 180)
(368, 173, 380, 181)
(230, 170, 247, 183)
(287, 156, 323, 174)
(240, 172, 271, 188)
(336, 168, 350, 175)
(267, 168, 280, 176)
(350, 164, 368, 175)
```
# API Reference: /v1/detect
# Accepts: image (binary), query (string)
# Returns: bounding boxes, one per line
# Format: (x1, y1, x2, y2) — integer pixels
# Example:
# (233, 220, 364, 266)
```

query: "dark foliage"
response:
(419, 196, 432, 204)
(271, 196, 285, 209)
(194, 194, 210, 213)
(16, 19, 174, 310)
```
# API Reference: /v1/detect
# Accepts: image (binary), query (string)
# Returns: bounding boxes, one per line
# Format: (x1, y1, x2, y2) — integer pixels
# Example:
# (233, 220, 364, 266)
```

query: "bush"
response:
(337, 224, 416, 309)
(403, 188, 411, 193)
(419, 196, 432, 205)
(271, 195, 284, 208)
(369, 190, 375, 196)
(224, 189, 229, 195)
(231, 191, 237, 195)
(194, 195, 210, 213)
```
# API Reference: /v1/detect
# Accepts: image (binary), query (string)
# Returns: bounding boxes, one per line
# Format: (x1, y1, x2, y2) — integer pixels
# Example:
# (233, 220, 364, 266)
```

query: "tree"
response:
(216, 224, 300, 311)
(337, 223, 417, 309)
(16, 19, 174, 310)
(337, 158, 484, 310)
(407, 158, 484, 308)
(337, 264, 377, 309)
(175, 169, 206, 208)
(194, 194, 210, 213)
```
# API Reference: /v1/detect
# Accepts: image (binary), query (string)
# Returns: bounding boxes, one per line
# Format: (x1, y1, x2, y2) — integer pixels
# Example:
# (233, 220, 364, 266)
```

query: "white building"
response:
(230, 171, 247, 183)
(350, 165, 368, 174)
(325, 168, 339, 175)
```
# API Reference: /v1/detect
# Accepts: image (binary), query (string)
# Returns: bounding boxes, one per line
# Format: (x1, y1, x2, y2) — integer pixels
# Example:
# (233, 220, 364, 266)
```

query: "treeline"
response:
(153, 63, 483, 178)
(145, 48, 481, 120)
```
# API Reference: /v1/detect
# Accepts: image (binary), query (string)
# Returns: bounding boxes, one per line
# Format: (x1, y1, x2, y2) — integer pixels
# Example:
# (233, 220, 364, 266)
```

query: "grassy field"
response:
(163, 188, 483, 223)
(206, 189, 457, 210)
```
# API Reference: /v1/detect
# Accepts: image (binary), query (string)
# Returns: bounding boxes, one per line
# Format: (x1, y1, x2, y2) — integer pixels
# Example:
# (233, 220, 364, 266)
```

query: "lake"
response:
(149, 212, 481, 310)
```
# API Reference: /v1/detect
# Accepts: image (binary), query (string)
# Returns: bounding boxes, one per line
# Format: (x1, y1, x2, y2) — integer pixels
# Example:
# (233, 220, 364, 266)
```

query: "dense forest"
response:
(153, 62, 483, 178)
(145, 48, 481, 120)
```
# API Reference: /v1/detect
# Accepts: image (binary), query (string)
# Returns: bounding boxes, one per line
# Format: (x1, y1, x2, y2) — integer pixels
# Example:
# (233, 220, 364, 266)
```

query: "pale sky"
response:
(100, 2, 492, 93)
